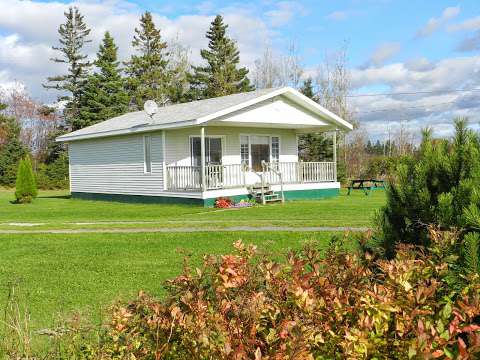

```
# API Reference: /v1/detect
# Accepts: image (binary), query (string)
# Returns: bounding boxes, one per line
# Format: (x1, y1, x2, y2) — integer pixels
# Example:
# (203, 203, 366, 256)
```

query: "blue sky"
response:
(1, 0, 479, 139)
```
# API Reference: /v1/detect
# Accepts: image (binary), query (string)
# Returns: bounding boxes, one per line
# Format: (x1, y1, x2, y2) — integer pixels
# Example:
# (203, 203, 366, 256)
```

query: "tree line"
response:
(44, 8, 254, 132)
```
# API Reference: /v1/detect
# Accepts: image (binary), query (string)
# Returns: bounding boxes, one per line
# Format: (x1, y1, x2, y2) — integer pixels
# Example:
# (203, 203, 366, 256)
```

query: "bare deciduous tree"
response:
(1, 83, 63, 164)
(252, 41, 304, 89)
(167, 36, 192, 103)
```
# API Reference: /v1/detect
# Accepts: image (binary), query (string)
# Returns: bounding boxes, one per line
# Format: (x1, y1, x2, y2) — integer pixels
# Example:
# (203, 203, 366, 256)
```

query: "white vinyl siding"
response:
(69, 133, 164, 196)
(69, 126, 298, 196)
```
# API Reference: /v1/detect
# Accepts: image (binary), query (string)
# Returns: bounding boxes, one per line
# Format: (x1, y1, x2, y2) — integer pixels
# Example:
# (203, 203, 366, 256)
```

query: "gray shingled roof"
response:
(57, 88, 277, 141)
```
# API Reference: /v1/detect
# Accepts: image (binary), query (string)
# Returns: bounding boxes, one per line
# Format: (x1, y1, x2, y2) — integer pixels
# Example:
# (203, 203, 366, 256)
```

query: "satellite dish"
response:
(143, 100, 158, 117)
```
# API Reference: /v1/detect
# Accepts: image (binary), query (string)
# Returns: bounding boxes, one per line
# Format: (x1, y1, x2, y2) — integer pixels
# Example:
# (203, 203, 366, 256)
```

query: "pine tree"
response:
(124, 12, 170, 109)
(188, 15, 254, 99)
(463, 233, 480, 278)
(77, 32, 129, 128)
(299, 78, 318, 102)
(0, 103, 27, 186)
(298, 78, 331, 162)
(377, 118, 480, 258)
(14, 156, 38, 204)
(44, 7, 92, 130)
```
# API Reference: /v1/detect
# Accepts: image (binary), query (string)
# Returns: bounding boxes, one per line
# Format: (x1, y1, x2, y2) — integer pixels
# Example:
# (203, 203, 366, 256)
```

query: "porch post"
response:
(200, 127, 206, 191)
(332, 130, 337, 181)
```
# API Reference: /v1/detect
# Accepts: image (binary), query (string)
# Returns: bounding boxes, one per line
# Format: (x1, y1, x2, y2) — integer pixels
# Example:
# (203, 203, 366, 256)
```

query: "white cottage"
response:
(57, 87, 353, 206)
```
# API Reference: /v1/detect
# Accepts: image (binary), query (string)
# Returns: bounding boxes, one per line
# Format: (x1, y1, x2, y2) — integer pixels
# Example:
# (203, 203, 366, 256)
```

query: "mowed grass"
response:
(0, 231, 341, 332)
(0, 188, 385, 230)
(0, 188, 385, 339)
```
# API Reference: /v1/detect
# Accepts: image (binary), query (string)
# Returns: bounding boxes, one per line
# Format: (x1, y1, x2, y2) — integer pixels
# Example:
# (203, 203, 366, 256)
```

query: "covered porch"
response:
(165, 126, 338, 192)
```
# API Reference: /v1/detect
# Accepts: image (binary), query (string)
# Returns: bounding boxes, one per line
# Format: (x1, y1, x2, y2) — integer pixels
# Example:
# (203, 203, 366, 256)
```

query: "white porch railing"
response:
(166, 161, 336, 191)
(204, 164, 245, 189)
(166, 165, 201, 191)
(263, 161, 336, 184)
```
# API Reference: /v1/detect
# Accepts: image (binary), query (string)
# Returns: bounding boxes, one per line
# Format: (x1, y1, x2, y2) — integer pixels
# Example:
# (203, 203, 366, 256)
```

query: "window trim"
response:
(143, 135, 152, 174)
(239, 134, 281, 167)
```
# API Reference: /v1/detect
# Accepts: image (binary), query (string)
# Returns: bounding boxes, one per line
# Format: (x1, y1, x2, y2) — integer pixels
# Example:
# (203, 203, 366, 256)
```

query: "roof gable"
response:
(211, 96, 330, 128)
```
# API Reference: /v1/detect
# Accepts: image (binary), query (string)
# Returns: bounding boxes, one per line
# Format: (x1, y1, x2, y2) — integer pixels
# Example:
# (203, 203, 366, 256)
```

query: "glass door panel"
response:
(250, 136, 270, 171)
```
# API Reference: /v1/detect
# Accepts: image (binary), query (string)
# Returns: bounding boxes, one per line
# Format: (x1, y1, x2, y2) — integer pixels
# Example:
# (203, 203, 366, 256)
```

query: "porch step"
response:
(248, 183, 283, 204)
(264, 193, 282, 203)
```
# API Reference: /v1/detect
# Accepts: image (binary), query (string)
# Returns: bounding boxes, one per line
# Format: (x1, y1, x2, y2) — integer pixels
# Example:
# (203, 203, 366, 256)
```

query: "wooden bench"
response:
(347, 179, 385, 196)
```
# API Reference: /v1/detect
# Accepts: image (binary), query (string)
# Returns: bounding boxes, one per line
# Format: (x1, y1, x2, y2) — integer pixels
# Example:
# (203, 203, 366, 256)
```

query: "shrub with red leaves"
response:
(93, 229, 480, 359)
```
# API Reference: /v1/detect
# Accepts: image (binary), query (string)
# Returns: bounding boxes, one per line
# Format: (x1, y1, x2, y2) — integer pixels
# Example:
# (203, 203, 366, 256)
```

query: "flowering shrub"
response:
(214, 197, 232, 208)
(232, 199, 255, 208)
(95, 229, 480, 359)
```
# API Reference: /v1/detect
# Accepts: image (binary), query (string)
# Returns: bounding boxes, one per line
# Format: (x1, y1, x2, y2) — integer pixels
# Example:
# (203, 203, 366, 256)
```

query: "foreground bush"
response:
(377, 118, 480, 259)
(91, 230, 480, 359)
(14, 156, 38, 203)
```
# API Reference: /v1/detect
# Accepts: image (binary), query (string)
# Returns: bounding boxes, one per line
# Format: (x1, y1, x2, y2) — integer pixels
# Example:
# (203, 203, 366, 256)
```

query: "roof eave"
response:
(56, 119, 197, 142)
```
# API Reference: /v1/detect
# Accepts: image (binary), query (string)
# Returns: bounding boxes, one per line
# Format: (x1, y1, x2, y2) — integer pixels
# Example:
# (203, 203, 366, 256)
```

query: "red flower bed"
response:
(214, 197, 233, 208)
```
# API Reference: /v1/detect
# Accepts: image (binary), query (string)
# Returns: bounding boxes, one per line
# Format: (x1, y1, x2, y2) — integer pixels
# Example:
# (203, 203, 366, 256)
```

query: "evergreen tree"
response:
(44, 7, 92, 130)
(376, 118, 480, 258)
(77, 32, 129, 128)
(0, 103, 27, 186)
(124, 12, 170, 109)
(299, 78, 318, 102)
(14, 156, 38, 204)
(188, 15, 254, 99)
(298, 78, 331, 162)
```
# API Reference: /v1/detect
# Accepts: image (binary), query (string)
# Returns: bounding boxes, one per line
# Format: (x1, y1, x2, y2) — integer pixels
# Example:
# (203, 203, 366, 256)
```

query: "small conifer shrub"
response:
(14, 157, 38, 204)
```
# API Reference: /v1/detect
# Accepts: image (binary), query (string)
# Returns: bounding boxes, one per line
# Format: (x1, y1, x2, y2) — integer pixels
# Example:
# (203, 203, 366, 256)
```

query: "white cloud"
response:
(367, 42, 401, 67)
(456, 30, 480, 52)
(404, 57, 434, 72)
(264, 1, 306, 27)
(442, 6, 460, 19)
(348, 55, 480, 138)
(326, 11, 348, 21)
(415, 6, 460, 38)
(0, 0, 276, 102)
(196, 1, 215, 15)
(449, 15, 480, 32)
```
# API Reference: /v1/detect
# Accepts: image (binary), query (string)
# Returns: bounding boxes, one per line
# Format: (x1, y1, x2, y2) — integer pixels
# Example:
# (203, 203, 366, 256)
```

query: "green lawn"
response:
(0, 189, 385, 230)
(0, 188, 385, 343)
(0, 231, 340, 331)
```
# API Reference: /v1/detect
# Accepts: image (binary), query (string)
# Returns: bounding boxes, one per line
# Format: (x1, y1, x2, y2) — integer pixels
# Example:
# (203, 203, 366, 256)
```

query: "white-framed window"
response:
(240, 135, 280, 171)
(190, 136, 223, 166)
(240, 135, 249, 165)
(271, 136, 280, 163)
(144, 135, 152, 174)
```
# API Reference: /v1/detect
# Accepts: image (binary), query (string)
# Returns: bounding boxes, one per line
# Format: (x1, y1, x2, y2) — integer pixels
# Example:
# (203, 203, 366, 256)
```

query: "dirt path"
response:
(0, 226, 369, 234)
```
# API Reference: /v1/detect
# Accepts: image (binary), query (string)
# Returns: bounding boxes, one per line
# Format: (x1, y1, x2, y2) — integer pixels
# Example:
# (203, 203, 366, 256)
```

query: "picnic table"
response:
(347, 179, 385, 195)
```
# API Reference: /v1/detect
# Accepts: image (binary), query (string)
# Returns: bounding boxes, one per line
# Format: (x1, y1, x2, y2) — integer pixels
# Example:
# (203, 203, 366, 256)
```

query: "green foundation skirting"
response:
(71, 192, 204, 206)
(72, 188, 339, 207)
(203, 188, 339, 206)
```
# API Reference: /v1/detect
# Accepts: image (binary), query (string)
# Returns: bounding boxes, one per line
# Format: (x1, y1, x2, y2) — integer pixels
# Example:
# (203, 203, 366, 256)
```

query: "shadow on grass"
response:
(37, 195, 72, 200)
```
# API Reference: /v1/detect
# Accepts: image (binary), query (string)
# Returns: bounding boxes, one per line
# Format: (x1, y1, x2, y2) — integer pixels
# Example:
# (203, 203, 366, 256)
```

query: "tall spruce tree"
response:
(124, 11, 170, 109)
(0, 103, 27, 186)
(77, 32, 129, 128)
(44, 7, 92, 130)
(298, 78, 332, 162)
(188, 15, 254, 99)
